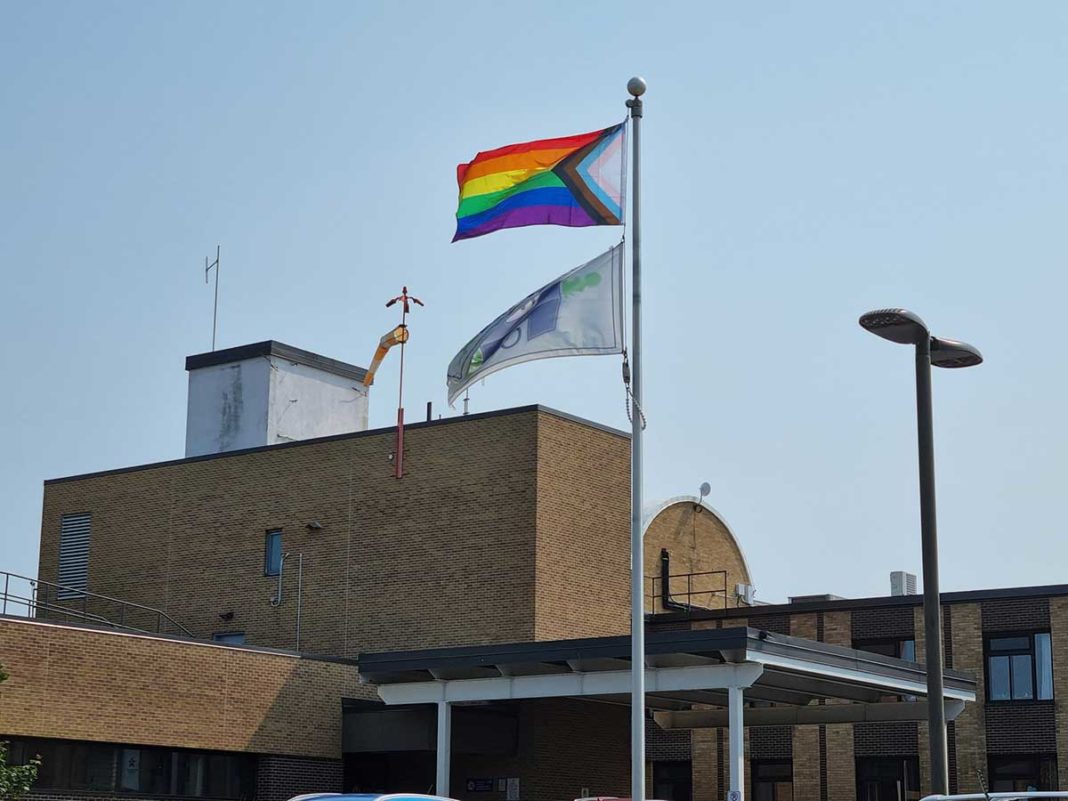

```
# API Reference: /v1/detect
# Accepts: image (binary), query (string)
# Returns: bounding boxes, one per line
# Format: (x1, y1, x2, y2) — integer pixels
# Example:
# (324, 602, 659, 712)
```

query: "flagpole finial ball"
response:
(627, 76, 647, 97)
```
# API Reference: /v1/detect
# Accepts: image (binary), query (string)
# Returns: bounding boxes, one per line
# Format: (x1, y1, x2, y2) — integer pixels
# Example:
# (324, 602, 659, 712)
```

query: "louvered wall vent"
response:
(57, 512, 91, 599)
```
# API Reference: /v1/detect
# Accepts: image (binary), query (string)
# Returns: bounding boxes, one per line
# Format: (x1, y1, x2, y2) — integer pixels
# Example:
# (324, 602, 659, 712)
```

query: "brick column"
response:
(691, 730, 718, 801)
(793, 726, 821, 799)
(942, 603, 983, 793)
(822, 611, 851, 648)
(689, 617, 747, 800)
(790, 613, 822, 798)
(825, 724, 855, 801)
(821, 611, 856, 800)
(1051, 598, 1068, 791)
(790, 613, 818, 641)
(913, 605, 933, 793)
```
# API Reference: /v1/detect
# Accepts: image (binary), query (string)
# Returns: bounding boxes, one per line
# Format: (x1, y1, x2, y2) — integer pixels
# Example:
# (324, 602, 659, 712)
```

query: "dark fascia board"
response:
(358, 627, 752, 682)
(749, 628, 974, 691)
(45, 404, 628, 485)
(648, 583, 1068, 621)
(357, 626, 975, 695)
(185, 340, 368, 383)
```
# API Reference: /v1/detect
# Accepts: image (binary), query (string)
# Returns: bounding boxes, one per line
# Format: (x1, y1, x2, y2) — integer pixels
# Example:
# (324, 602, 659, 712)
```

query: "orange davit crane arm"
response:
(362, 325, 409, 388)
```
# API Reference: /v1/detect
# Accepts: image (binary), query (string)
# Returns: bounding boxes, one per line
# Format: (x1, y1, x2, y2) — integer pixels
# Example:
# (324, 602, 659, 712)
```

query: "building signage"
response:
(466, 779, 495, 792)
(507, 777, 520, 801)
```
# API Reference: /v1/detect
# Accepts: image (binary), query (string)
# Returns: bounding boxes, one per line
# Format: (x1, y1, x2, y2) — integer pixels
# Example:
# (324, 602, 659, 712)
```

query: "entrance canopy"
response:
(358, 627, 975, 801)
(359, 626, 974, 711)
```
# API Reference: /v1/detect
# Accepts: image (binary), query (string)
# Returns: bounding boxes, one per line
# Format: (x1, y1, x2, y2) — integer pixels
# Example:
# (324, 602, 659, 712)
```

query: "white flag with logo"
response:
(447, 243, 625, 404)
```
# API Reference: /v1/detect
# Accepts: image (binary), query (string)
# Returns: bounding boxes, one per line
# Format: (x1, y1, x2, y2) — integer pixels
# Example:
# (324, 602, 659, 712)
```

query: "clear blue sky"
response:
(2, 2, 1066, 602)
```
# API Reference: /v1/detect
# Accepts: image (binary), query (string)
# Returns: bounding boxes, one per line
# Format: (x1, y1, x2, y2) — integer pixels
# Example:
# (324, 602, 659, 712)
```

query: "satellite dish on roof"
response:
(699, 481, 711, 500)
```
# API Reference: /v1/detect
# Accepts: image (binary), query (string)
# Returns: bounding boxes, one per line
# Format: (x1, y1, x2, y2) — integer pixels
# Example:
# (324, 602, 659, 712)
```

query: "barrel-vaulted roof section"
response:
(643, 496, 754, 587)
(358, 627, 975, 710)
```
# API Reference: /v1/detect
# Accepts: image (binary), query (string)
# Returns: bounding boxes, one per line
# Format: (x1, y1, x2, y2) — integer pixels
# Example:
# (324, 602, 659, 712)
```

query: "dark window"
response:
(5, 738, 254, 799)
(988, 754, 1058, 792)
(856, 757, 920, 801)
(752, 759, 792, 801)
(264, 530, 282, 576)
(986, 632, 1053, 701)
(653, 760, 692, 801)
(212, 631, 246, 645)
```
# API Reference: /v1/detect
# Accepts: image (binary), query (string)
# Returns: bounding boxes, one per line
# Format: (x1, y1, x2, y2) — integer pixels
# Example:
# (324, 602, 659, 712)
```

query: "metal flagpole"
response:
(626, 75, 647, 801)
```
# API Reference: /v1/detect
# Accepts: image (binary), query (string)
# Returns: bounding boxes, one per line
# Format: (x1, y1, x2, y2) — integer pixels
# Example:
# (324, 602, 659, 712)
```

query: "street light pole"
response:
(859, 309, 982, 797)
(914, 332, 948, 794)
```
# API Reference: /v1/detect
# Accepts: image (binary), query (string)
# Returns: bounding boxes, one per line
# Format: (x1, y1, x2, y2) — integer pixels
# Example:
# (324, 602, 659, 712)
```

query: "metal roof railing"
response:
(0, 569, 194, 638)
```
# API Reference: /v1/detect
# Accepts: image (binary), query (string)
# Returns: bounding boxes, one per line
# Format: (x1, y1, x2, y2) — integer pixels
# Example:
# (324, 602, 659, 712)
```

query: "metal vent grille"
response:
(57, 512, 91, 599)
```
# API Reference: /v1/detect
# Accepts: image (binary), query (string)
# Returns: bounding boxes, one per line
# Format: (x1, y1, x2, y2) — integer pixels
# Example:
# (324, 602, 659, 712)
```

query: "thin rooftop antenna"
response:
(204, 245, 220, 351)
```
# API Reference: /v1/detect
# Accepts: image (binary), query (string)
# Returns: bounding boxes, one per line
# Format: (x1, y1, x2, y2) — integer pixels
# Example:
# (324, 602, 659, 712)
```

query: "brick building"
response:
(646, 587, 1068, 800)
(0, 341, 1063, 801)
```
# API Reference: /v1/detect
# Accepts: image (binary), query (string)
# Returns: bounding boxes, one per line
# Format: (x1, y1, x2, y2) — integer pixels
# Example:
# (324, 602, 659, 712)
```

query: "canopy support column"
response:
(436, 700, 452, 796)
(728, 685, 745, 800)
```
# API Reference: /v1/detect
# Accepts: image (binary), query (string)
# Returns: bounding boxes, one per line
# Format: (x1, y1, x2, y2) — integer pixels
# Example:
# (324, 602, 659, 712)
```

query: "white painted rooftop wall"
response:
(185, 354, 369, 457)
(185, 357, 271, 457)
(266, 357, 368, 445)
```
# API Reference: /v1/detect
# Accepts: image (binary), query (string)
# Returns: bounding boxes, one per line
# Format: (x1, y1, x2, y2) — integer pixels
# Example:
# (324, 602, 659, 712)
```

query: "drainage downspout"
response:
(660, 549, 690, 612)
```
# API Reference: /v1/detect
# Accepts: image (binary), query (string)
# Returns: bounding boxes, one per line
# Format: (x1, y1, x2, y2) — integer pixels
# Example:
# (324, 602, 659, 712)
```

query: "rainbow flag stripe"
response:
(453, 123, 626, 242)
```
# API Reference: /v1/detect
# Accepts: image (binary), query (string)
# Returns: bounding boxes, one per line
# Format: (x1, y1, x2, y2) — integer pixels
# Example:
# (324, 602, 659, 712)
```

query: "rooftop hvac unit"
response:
(891, 570, 917, 596)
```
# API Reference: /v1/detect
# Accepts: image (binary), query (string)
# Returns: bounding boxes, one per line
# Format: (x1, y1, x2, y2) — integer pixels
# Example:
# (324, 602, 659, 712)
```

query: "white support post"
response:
(436, 700, 452, 796)
(728, 686, 745, 801)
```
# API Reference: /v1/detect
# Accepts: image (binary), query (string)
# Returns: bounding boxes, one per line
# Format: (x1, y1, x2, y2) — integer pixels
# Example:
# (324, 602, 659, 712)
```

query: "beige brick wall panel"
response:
(947, 602, 986, 793)
(534, 414, 630, 640)
(793, 726, 820, 800)
(0, 618, 361, 758)
(39, 412, 552, 656)
(690, 729, 717, 801)
(643, 501, 751, 614)
(826, 723, 855, 801)
(822, 611, 851, 647)
(790, 613, 818, 642)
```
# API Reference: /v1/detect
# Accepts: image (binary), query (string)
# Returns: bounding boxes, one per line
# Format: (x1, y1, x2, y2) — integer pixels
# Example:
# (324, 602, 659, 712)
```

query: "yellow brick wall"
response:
(41, 410, 631, 656)
(0, 617, 365, 758)
(533, 414, 630, 640)
(644, 502, 751, 614)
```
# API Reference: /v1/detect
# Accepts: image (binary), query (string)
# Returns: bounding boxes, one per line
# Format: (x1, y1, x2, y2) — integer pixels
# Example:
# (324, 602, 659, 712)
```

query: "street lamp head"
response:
(930, 337, 983, 369)
(859, 308, 929, 345)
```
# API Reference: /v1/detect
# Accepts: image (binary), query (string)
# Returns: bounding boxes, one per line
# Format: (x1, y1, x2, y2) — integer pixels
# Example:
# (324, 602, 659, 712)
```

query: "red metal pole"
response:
(395, 289, 408, 479)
